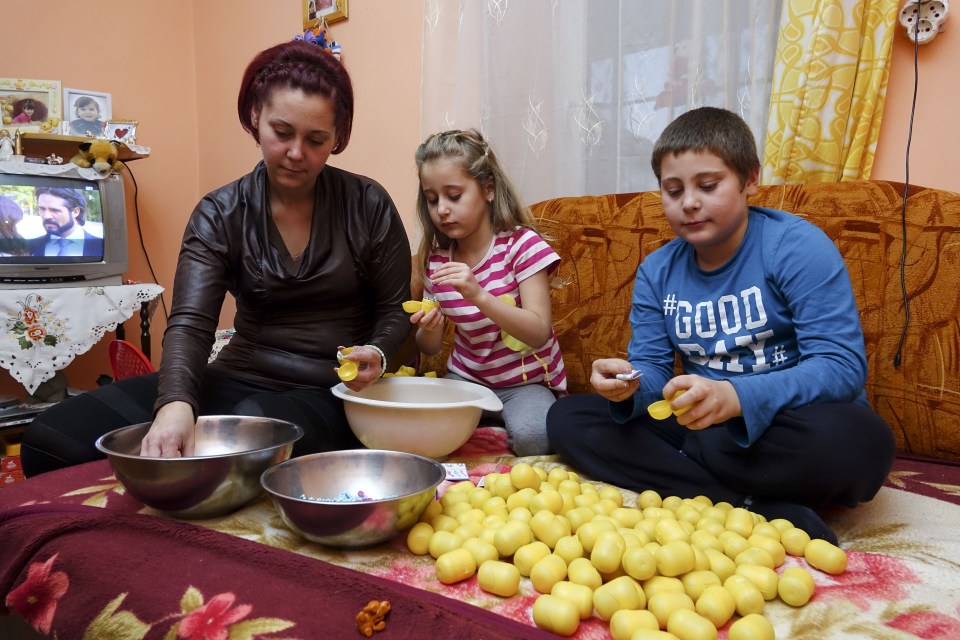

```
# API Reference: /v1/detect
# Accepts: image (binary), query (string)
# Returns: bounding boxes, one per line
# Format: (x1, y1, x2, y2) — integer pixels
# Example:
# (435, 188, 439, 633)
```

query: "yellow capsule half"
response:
(648, 391, 688, 420)
(337, 361, 359, 381)
(402, 300, 422, 313)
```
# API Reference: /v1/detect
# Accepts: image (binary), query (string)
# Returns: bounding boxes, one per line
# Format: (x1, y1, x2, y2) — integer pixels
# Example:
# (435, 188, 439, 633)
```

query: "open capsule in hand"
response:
(648, 391, 689, 420)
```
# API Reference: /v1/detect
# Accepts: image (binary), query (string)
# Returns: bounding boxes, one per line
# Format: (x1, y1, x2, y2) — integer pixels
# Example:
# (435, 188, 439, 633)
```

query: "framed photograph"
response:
(303, 0, 348, 29)
(0, 78, 62, 134)
(63, 88, 112, 138)
(105, 120, 137, 144)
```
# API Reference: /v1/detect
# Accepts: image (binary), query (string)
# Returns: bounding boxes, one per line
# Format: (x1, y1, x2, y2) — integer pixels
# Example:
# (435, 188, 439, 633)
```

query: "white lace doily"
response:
(0, 283, 163, 394)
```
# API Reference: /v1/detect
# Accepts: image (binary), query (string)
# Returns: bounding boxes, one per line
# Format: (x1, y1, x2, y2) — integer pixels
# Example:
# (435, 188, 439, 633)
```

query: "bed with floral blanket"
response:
(1, 426, 959, 639)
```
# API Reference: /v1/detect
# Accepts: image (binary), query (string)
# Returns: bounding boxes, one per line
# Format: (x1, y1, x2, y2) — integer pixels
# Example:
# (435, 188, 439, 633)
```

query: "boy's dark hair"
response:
(651, 107, 761, 187)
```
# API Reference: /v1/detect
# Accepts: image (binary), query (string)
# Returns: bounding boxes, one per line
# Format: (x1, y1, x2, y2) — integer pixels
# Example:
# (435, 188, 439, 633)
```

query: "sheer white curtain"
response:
(421, 1, 782, 205)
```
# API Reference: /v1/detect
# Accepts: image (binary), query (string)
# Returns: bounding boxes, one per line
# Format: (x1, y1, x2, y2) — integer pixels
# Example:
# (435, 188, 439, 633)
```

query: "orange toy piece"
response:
(355, 599, 391, 637)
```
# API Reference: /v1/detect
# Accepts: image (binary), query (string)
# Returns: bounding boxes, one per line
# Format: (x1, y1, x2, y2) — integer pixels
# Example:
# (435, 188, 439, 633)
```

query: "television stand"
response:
(0, 283, 163, 397)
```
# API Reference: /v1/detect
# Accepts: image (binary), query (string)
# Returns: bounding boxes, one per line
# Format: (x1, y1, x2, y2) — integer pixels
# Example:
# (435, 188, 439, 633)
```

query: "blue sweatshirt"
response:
(613, 206, 869, 446)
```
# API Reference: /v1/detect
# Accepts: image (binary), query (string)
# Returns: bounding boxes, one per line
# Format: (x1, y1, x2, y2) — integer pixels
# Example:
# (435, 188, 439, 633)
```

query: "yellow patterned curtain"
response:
(763, 0, 898, 184)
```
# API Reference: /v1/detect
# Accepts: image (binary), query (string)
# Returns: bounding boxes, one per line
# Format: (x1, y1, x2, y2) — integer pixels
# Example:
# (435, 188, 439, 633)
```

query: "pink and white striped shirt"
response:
(425, 228, 567, 392)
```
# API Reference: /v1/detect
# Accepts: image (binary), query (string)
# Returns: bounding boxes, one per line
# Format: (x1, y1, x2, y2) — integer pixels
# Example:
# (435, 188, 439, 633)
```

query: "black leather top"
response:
(156, 161, 412, 414)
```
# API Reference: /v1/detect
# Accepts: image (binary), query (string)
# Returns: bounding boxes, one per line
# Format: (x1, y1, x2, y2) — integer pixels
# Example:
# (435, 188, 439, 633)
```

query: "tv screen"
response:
(0, 161, 128, 288)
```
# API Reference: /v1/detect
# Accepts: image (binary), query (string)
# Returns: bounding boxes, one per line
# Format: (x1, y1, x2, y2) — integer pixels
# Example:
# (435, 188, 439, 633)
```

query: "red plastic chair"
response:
(109, 339, 155, 381)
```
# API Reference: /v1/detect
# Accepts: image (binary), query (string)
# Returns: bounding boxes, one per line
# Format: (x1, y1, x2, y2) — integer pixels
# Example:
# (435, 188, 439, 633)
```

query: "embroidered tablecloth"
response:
(0, 283, 163, 393)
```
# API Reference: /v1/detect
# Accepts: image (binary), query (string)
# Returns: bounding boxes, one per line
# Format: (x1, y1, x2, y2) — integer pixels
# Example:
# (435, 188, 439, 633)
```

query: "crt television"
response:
(0, 161, 128, 288)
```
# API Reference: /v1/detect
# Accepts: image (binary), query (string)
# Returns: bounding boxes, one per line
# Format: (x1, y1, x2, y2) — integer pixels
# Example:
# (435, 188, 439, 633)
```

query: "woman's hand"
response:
(338, 344, 385, 392)
(139, 401, 196, 458)
(662, 375, 741, 430)
(590, 358, 641, 402)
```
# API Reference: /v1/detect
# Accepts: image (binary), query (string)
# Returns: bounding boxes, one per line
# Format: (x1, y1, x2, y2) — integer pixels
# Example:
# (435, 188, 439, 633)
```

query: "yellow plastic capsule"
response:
(728, 613, 775, 640)
(493, 520, 532, 557)
(590, 530, 627, 574)
(553, 535, 585, 565)
(509, 462, 542, 490)
(804, 538, 848, 575)
(435, 547, 477, 584)
(655, 540, 696, 577)
(406, 522, 434, 555)
(567, 557, 603, 590)
(631, 630, 684, 640)
(427, 530, 463, 559)
(723, 575, 766, 617)
(695, 584, 737, 628)
(551, 581, 595, 620)
(780, 527, 811, 556)
(514, 541, 552, 577)
(593, 575, 645, 621)
(622, 545, 658, 581)
(647, 390, 689, 420)
(680, 570, 721, 601)
(336, 360, 358, 381)
(748, 534, 786, 567)
(735, 564, 779, 600)
(667, 608, 718, 640)
(532, 594, 580, 637)
(530, 554, 569, 594)
(420, 297, 439, 313)
(461, 537, 499, 566)
(401, 300, 422, 313)
(608, 609, 659, 640)
(646, 591, 696, 630)
(778, 566, 816, 606)
(477, 560, 521, 597)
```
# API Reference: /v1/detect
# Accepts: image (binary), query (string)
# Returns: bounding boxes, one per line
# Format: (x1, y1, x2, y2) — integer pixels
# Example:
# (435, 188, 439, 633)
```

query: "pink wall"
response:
(0, 2, 953, 396)
(872, 23, 959, 191)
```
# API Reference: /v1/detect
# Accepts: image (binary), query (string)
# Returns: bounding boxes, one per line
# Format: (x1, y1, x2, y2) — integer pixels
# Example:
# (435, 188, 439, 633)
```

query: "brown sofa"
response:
(419, 180, 960, 461)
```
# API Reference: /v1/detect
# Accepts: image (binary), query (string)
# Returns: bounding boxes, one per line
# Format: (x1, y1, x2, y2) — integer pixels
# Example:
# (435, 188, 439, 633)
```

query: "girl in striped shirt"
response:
(411, 129, 567, 456)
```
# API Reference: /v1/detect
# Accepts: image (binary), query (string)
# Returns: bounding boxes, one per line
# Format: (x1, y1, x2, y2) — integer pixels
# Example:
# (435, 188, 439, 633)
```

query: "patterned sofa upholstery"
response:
(419, 180, 960, 460)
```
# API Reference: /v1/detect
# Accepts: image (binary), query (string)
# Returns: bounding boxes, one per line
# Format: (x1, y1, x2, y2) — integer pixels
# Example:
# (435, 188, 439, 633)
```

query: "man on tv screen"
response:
(28, 187, 104, 258)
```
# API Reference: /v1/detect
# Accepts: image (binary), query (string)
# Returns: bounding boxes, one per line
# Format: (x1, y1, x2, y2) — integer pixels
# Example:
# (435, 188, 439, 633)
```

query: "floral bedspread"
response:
(2, 427, 960, 639)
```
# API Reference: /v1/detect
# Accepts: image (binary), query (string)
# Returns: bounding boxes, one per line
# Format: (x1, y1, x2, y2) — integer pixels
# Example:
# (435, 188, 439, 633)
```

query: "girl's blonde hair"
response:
(414, 129, 541, 276)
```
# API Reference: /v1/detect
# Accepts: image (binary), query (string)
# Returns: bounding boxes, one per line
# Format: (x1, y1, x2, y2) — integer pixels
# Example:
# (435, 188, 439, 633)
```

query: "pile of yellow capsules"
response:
(405, 462, 846, 639)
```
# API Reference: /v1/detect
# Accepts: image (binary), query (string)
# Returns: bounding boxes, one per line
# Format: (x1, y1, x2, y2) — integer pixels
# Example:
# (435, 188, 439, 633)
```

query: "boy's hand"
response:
(591, 358, 641, 402)
(662, 375, 741, 430)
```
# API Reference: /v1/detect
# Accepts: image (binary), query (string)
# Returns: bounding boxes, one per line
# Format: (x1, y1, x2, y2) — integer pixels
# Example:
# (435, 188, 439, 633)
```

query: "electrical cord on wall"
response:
(120, 160, 169, 322)
(893, 1, 921, 369)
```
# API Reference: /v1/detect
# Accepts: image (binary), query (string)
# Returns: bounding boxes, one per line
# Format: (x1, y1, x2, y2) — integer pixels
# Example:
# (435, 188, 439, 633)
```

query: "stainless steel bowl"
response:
(260, 449, 445, 548)
(95, 415, 303, 519)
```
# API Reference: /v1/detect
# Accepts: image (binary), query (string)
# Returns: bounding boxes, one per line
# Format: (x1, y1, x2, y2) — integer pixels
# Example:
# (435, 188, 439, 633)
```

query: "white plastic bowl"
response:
(331, 377, 503, 459)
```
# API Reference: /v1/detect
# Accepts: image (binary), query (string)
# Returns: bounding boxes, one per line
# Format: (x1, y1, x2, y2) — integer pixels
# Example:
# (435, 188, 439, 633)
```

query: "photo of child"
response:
(63, 89, 111, 138)
(10, 98, 47, 124)
(69, 95, 106, 137)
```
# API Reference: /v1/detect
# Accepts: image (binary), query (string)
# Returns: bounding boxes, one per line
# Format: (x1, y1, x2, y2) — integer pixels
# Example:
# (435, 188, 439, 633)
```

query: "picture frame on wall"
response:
(303, 0, 348, 30)
(0, 78, 62, 134)
(105, 120, 137, 144)
(63, 88, 112, 138)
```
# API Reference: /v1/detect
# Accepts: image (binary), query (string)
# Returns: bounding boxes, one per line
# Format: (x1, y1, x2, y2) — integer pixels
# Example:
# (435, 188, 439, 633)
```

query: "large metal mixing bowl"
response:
(260, 449, 445, 548)
(95, 415, 303, 519)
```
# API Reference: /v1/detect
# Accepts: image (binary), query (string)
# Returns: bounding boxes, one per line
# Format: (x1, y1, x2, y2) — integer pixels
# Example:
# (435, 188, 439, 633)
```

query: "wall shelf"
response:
(15, 133, 149, 163)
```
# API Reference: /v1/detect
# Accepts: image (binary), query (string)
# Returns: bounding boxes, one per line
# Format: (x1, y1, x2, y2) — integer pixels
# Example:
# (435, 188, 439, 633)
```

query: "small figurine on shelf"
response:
(0, 129, 13, 162)
(294, 19, 342, 60)
(46, 153, 63, 165)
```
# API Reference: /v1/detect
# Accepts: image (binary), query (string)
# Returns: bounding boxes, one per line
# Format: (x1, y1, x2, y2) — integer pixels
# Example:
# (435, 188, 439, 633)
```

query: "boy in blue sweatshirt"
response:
(547, 107, 895, 544)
